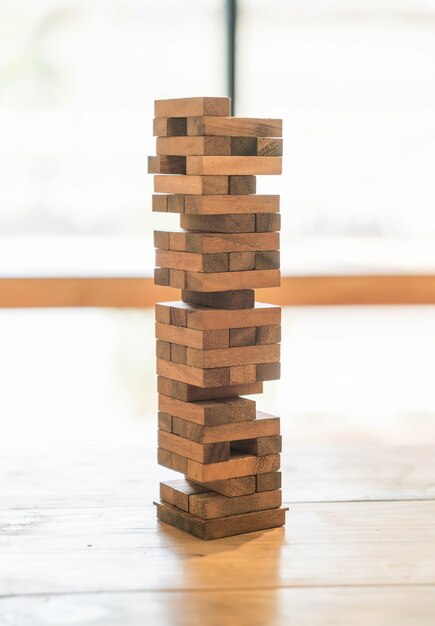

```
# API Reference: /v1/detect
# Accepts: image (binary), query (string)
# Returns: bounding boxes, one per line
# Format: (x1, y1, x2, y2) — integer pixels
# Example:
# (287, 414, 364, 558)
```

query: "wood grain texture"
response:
(182, 269, 280, 291)
(185, 344, 280, 368)
(154, 175, 229, 195)
(166, 231, 280, 253)
(157, 376, 263, 401)
(183, 194, 280, 215)
(156, 136, 231, 156)
(186, 452, 281, 482)
(189, 489, 282, 520)
(182, 289, 255, 309)
(186, 156, 282, 176)
(187, 116, 283, 137)
(158, 395, 256, 426)
(147, 155, 186, 174)
(156, 322, 230, 349)
(180, 213, 280, 233)
(155, 97, 231, 118)
(158, 431, 230, 464)
(153, 116, 187, 137)
(232, 435, 283, 456)
(156, 250, 229, 273)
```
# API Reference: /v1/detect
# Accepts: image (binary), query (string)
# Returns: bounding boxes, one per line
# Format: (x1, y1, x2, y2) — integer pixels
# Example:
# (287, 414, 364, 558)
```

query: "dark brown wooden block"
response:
(229, 251, 256, 271)
(189, 489, 282, 520)
(170, 343, 187, 364)
(230, 327, 257, 347)
(153, 117, 187, 137)
(180, 213, 280, 233)
(231, 435, 282, 456)
(160, 479, 209, 512)
(256, 325, 281, 345)
(228, 175, 256, 194)
(147, 155, 186, 174)
(256, 471, 282, 493)
(156, 339, 171, 361)
(256, 250, 280, 270)
(194, 476, 256, 497)
(154, 267, 169, 286)
(157, 447, 172, 470)
(187, 116, 282, 138)
(157, 376, 263, 402)
(158, 430, 230, 464)
(186, 156, 282, 176)
(182, 290, 255, 310)
(256, 362, 281, 381)
(158, 395, 256, 426)
(256, 213, 281, 232)
(171, 452, 187, 473)
(155, 97, 231, 118)
(155, 500, 288, 540)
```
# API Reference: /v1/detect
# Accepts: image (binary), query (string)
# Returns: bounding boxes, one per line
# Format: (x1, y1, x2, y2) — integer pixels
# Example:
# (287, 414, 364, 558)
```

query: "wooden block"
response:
(155, 97, 231, 118)
(157, 447, 172, 470)
(156, 136, 231, 156)
(156, 339, 171, 360)
(154, 175, 229, 195)
(230, 327, 257, 347)
(186, 344, 280, 368)
(153, 117, 187, 137)
(168, 269, 186, 289)
(256, 362, 281, 381)
(156, 322, 230, 350)
(158, 395, 256, 426)
(158, 431, 230, 464)
(229, 137, 258, 156)
(171, 411, 280, 444)
(170, 343, 187, 364)
(186, 452, 280, 482)
(154, 267, 169, 286)
(228, 175, 256, 194)
(157, 376, 263, 401)
(182, 290, 254, 310)
(182, 269, 280, 291)
(256, 137, 283, 156)
(187, 116, 282, 138)
(171, 452, 187, 473)
(229, 364, 256, 385)
(256, 250, 280, 270)
(231, 435, 282, 456)
(256, 471, 282, 493)
(195, 476, 256, 497)
(256, 213, 281, 232)
(229, 251, 255, 271)
(152, 195, 170, 213)
(186, 156, 282, 176)
(156, 301, 281, 330)
(156, 249, 229, 273)
(180, 213, 256, 233)
(157, 359, 230, 388)
(155, 500, 287, 540)
(160, 479, 209, 512)
(154, 230, 170, 249)
(189, 489, 282, 520)
(183, 194, 279, 215)
(168, 230, 279, 253)
(158, 411, 172, 433)
(147, 155, 186, 175)
(256, 325, 281, 345)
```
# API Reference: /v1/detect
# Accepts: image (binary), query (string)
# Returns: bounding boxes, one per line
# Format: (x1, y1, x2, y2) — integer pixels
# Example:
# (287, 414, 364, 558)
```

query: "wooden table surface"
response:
(1, 438, 435, 626)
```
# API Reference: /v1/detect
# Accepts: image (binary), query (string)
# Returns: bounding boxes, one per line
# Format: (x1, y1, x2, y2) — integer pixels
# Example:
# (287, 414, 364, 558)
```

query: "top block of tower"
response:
(155, 97, 231, 118)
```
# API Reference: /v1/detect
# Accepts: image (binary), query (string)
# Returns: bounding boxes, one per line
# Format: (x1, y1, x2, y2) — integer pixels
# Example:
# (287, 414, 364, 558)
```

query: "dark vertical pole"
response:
(226, 0, 237, 115)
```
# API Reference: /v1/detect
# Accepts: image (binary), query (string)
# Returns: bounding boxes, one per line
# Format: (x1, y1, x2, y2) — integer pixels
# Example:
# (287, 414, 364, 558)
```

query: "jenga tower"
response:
(150, 97, 287, 539)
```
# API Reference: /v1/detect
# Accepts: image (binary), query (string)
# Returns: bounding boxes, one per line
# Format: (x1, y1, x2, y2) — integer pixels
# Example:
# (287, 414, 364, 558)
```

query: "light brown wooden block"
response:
(156, 136, 231, 156)
(157, 359, 230, 388)
(154, 267, 169, 286)
(157, 376, 263, 402)
(170, 343, 187, 364)
(155, 500, 287, 540)
(155, 97, 231, 118)
(229, 251, 255, 271)
(194, 476, 256, 497)
(185, 452, 280, 482)
(256, 250, 280, 270)
(158, 395, 256, 426)
(186, 344, 280, 368)
(158, 412, 172, 433)
(231, 435, 282, 456)
(158, 447, 172, 470)
(186, 156, 282, 176)
(153, 117, 187, 137)
(156, 249, 229, 273)
(187, 116, 282, 137)
(160, 479, 209, 512)
(168, 269, 186, 289)
(156, 322, 230, 350)
(189, 489, 282, 520)
(167, 230, 279, 253)
(155, 301, 281, 330)
(147, 155, 186, 175)
(158, 430, 230, 464)
(169, 410, 279, 444)
(156, 339, 171, 360)
(256, 362, 281, 381)
(256, 325, 281, 345)
(152, 195, 185, 213)
(182, 290, 255, 310)
(183, 194, 280, 215)
(256, 137, 283, 156)
(182, 269, 280, 291)
(171, 452, 187, 473)
(152, 195, 170, 212)
(154, 175, 229, 195)
(154, 230, 170, 249)
(256, 471, 282, 493)
(230, 327, 257, 347)
(229, 364, 256, 385)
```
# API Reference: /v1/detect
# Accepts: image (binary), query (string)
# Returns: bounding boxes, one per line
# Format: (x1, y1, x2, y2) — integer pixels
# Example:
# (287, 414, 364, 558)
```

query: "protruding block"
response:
(147, 155, 186, 175)
(158, 395, 256, 426)
(187, 116, 282, 137)
(155, 97, 231, 118)
(182, 289, 255, 310)
(180, 213, 280, 233)
(185, 452, 280, 482)
(157, 376, 263, 402)
(186, 156, 282, 176)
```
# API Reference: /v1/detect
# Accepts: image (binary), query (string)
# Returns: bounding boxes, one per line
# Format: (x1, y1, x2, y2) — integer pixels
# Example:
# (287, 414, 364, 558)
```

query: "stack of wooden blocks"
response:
(149, 97, 287, 540)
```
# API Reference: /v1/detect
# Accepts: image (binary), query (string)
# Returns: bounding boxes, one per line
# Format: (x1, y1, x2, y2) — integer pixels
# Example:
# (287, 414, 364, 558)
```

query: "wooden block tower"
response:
(150, 97, 287, 540)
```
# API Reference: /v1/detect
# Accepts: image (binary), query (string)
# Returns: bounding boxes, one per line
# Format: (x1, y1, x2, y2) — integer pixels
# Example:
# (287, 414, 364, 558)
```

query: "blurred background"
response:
(1, 0, 435, 448)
